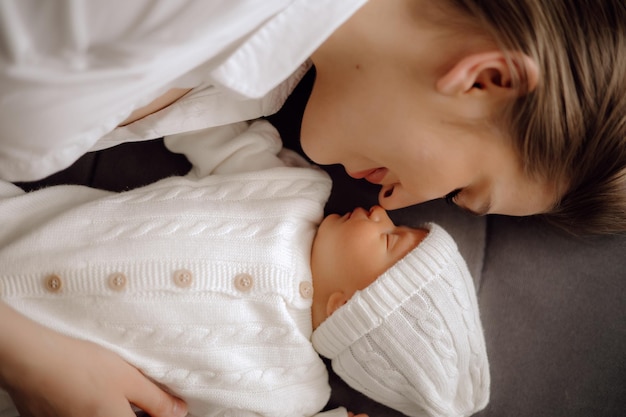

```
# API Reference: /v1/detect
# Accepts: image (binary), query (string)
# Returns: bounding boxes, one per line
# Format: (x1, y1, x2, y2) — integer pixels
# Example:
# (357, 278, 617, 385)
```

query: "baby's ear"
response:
(326, 291, 348, 317)
(436, 50, 539, 97)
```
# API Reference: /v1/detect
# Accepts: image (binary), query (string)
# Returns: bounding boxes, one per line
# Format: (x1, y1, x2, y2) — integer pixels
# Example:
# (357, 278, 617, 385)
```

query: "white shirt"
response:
(0, 0, 367, 181)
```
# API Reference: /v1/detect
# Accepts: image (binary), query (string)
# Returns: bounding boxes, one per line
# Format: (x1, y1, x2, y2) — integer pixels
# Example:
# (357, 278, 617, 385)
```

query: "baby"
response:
(0, 121, 489, 417)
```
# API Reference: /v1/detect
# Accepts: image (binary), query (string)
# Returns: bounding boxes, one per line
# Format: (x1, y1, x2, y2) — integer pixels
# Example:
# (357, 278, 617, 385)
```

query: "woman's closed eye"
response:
(445, 188, 492, 215)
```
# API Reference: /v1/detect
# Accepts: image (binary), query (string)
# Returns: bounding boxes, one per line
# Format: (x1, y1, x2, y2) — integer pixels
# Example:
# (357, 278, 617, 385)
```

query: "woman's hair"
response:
(449, 0, 626, 235)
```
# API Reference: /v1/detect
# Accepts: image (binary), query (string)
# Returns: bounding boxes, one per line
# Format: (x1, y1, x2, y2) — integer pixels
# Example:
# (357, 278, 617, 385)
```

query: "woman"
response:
(1, 1, 624, 416)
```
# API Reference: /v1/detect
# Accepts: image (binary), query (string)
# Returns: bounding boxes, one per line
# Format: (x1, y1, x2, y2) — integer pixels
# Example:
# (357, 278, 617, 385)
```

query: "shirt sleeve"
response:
(0, 0, 293, 181)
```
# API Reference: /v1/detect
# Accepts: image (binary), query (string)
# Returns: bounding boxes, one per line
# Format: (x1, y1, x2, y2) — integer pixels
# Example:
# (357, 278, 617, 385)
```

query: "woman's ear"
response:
(436, 50, 539, 98)
(326, 291, 348, 317)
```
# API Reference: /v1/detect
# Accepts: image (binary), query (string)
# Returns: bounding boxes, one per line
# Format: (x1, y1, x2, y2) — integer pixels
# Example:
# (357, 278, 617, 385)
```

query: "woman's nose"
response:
(368, 205, 389, 222)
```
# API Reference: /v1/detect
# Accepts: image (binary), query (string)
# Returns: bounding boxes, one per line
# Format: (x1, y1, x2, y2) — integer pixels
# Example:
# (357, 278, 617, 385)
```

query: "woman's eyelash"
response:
(444, 189, 462, 205)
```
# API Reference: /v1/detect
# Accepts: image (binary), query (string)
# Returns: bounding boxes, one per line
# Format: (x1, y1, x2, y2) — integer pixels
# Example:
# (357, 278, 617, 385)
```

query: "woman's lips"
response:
(348, 167, 388, 184)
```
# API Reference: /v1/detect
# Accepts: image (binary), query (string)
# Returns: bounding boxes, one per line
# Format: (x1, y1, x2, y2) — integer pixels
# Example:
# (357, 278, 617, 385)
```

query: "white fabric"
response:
(0, 120, 340, 417)
(312, 224, 490, 417)
(0, 0, 367, 181)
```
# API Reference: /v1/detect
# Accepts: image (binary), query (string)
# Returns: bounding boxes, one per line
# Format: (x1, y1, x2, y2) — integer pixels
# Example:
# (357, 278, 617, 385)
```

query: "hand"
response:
(347, 412, 369, 417)
(0, 303, 188, 417)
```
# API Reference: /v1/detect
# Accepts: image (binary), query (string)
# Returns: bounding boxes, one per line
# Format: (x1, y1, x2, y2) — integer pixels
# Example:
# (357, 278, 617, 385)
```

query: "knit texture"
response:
(0, 121, 335, 417)
(312, 224, 490, 417)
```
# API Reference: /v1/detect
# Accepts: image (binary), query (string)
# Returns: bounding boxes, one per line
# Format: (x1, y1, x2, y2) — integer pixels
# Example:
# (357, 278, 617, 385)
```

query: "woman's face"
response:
(301, 0, 559, 216)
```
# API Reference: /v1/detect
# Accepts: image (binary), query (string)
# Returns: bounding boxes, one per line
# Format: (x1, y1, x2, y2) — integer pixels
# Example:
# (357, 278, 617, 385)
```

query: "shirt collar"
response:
(210, 0, 367, 99)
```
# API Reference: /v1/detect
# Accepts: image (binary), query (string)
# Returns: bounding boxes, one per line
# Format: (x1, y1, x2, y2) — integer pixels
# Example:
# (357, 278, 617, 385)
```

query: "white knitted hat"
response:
(311, 223, 490, 417)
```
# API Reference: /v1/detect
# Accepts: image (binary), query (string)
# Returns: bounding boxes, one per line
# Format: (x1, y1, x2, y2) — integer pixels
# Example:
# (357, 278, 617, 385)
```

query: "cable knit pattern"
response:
(0, 121, 337, 417)
(312, 224, 490, 417)
(110, 175, 326, 204)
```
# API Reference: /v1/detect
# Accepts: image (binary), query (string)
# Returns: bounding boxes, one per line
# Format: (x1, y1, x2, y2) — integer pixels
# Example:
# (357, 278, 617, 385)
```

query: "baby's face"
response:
(310, 206, 427, 300)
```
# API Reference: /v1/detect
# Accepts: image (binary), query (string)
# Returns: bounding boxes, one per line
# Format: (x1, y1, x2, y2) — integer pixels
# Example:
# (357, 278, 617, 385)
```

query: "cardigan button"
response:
(107, 272, 127, 291)
(44, 274, 63, 293)
(299, 281, 313, 299)
(173, 269, 193, 288)
(234, 273, 254, 292)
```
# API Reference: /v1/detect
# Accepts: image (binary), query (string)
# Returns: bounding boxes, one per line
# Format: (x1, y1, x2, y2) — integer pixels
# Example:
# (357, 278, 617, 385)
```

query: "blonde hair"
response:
(448, 0, 626, 234)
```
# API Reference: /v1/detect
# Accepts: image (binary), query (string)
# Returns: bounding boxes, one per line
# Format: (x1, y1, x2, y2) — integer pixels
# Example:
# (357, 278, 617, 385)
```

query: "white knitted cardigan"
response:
(0, 121, 343, 417)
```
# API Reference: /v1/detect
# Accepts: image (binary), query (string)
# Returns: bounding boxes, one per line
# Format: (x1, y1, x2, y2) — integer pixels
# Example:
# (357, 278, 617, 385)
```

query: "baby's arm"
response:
(164, 120, 310, 178)
(164, 119, 310, 177)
